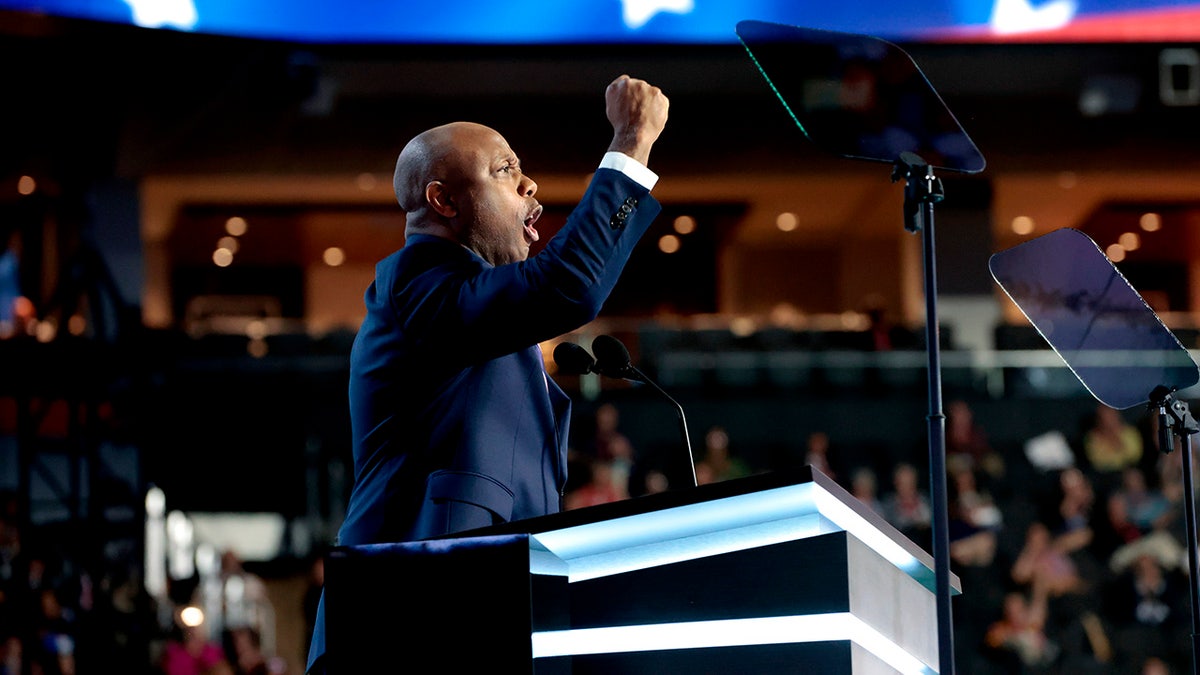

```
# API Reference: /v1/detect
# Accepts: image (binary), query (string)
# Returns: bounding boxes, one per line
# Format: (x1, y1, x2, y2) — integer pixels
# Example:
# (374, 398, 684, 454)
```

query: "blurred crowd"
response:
(0, 497, 294, 675)
(2, 393, 1198, 673)
(564, 398, 1200, 674)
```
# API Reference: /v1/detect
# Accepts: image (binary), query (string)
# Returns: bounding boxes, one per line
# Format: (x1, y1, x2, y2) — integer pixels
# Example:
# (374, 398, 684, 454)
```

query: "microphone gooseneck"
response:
(591, 334, 698, 488)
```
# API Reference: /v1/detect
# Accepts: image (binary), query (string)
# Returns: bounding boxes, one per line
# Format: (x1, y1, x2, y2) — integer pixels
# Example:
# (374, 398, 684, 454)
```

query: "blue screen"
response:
(3, 0, 1200, 43)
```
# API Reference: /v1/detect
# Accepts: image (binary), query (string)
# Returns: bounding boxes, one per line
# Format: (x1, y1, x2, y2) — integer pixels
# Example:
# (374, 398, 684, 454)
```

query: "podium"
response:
(323, 466, 956, 674)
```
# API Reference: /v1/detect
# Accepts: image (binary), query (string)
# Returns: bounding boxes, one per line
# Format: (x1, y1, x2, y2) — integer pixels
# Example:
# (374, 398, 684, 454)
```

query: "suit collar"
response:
(403, 233, 493, 267)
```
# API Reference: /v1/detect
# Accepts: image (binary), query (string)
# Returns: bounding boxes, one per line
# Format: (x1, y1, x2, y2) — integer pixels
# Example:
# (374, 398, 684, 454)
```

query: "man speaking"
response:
(307, 74, 668, 673)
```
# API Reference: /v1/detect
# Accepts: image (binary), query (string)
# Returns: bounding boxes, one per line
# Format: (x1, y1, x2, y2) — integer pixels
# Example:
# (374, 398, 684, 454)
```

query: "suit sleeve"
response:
(406, 167, 661, 363)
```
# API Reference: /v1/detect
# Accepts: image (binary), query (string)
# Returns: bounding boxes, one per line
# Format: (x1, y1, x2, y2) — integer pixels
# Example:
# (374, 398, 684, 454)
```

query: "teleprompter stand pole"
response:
(892, 151, 955, 675)
(1150, 385, 1200, 675)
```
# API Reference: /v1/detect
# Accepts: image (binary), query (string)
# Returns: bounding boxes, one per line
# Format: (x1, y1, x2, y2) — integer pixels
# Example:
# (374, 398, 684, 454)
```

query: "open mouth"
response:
(524, 204, 543, 244)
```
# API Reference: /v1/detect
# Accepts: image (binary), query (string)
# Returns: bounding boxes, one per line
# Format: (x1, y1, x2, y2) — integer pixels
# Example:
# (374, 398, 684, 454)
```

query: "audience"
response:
(564, 397, 1197, 673)
(849, 467, 883, 515)
(946, 399, 1004, 479)
(1048, 467, 1099, 558)
(588, 402, 633, 465)
(985, 588, 1058, 670)
(1, 378, 1194, 674)
(158, 623, 231, 675)
(948, 457, 1003, 531)
(1105, 553, 1191, 671)
(1106, 466, 1174, 545)
(803, 431, 837, 482)
(31, 585, 77, 675)
(694, 425, 752, 485)
(881, 462, 933, 547)
(1083, 404, 1144, 479)
(0, 633, 25, 675)
(571, 402, 641, 500)
(0, 488, 292, 675)
(224, 626, 279, 675)
(1010, 522, 1086, 598)
(565, 457, 628, 510)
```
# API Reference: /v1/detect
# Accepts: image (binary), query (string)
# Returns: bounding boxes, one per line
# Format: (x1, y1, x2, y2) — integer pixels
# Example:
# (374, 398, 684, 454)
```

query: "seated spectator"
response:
(803, 431, 836, 482)
(589, 403, 632, 464)
(947, 461, 1000, 569)
(881, 463, 932, 546)
(1105, 553, 1190, 671)
(1107, 466, 1173, 546)
(158, 623, 233, 675)
(1084, 404, 1143, 477)
(695, 426, 752, 485)
(985, 589, 1059, 670)
(0, 634, 25, 675)
(1050, 467, 1096, 555)
(565, 458, 627, 510)
(1011, 521, 1086, 598)
(948, 511, 997, 569)
(948, 456, 1003, 531)
(31, 585, 77, 675)
(1109, 530, 1185, 579)
(849, 467, 883, 515)
(603, 434, 636, 502)
(223, 626, 278, 675)
(946, 399, 1004, 478)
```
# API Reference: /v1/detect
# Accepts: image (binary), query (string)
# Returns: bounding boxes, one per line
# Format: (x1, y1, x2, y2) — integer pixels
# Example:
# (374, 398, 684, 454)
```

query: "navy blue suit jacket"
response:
(307, 166, 660, 672)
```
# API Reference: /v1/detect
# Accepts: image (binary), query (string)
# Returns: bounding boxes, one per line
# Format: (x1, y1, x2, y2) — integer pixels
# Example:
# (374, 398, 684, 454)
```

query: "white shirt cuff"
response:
(599, 152, 659, 190)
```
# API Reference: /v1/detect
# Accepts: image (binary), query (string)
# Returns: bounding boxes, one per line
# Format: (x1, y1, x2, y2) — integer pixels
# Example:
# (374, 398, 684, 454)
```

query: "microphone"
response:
(591, 334, 639, 380)
(590, 334, 698, 488)
(553, 341, 597, 376)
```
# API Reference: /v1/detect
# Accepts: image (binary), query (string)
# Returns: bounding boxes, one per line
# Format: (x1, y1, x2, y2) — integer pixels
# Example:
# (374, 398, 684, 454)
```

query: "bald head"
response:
(390, 121, 541, 265)
(393, 121, 499, 213)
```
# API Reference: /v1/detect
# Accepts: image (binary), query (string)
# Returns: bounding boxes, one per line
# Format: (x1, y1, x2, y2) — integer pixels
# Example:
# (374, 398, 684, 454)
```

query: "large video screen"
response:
(3, 0, 1200, 44)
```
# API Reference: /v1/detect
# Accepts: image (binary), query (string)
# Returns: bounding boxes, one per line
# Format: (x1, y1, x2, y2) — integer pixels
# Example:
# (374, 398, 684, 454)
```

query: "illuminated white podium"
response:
(323, 466, 957, 674)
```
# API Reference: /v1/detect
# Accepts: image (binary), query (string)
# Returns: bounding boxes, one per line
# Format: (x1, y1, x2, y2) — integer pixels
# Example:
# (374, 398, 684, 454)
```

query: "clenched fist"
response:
(605, 75, 669, 166)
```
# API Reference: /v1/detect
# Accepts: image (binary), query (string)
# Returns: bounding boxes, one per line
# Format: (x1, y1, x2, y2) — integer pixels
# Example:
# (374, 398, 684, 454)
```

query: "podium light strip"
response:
(810, 488, 930, 583)
(530, 513, 824, 581)
(530, 612, 935, 675)
(528, 483, 932, 590)
(528, 484, 827, 581)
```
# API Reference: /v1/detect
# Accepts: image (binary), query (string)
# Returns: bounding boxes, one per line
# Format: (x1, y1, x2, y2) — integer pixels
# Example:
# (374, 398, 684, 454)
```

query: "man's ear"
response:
(425, 181, 457, 218)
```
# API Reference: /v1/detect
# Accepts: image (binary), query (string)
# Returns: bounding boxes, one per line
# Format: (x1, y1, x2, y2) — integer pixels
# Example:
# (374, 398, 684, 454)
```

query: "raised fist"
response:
(605, 75, 669, 166)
